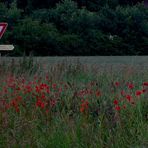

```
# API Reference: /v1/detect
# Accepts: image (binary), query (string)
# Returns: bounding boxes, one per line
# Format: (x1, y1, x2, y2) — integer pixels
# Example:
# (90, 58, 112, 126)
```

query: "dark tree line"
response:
(1, 0, 144, 11)
(0, 0, 147, 56)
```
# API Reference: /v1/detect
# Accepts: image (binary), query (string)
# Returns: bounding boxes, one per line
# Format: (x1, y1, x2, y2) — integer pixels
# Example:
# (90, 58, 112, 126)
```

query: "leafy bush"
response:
(95, 4, 148, 55)
(31, 9, 50, 23)
(56, 33, 85, 55)
(0, 1, 147, 55)
(12, 18, 59, 55)
(0, 2, 8, 21)
(48, 0, 79, 31)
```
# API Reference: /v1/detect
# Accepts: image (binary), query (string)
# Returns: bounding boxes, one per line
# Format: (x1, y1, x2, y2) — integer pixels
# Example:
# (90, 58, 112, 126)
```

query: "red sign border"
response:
(0, 23, 8, 39)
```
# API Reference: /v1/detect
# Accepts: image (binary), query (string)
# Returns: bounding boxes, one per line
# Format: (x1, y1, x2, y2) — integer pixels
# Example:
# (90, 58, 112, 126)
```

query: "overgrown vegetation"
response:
(0, 58, 148, 147)
(0, 0, 148, 56)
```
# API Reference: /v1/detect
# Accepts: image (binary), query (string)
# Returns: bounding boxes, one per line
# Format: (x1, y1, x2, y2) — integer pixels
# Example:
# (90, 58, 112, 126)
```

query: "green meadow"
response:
(0, 56, 147, 148)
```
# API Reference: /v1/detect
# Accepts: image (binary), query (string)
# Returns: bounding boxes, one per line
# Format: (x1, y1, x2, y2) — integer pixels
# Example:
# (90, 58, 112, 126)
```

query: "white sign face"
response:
(0, 26, 3, 32)
(0, 45, 14, 51)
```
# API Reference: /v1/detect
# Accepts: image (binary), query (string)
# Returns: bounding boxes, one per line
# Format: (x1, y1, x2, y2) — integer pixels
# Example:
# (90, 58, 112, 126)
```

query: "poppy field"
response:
(0, 58, 148, 148)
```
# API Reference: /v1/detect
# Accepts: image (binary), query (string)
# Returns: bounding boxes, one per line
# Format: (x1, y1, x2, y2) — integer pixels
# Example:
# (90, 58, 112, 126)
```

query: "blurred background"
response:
(0, 0, 147, 56)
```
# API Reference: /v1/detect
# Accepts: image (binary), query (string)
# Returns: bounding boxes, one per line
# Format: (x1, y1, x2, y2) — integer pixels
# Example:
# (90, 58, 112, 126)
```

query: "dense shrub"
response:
(56, 33, 85, 55)
(12, 18, 59, 55)
(0, 0, 147, 56)
(0, 3, 8, 21)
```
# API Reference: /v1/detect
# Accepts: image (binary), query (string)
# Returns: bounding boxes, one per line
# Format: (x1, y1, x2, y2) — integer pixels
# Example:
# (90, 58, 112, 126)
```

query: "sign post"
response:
(0, 23, 14, 56)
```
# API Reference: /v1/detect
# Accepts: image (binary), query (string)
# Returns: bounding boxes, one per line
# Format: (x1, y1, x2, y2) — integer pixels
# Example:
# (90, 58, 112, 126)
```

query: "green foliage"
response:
(12, 18, 59, 55)
(31, 9, 50, 23)
(0, 60, 147, 147)
(0, 1, 22, 23)
(7, 1, 22, 21)
(0, 0, 147, 55)
(87, 0, 108, 11)
(49, 0, 79, 30)
(57, 33, 85, 55)
(0, 2, 8, 21)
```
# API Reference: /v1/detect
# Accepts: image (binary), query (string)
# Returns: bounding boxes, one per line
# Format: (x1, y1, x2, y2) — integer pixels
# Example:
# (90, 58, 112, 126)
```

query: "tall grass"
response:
(0, 57, 148, 148)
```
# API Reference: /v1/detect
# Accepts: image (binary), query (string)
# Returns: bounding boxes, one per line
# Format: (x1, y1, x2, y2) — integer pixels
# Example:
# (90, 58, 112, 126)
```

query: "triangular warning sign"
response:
(0, 23, 8, 39)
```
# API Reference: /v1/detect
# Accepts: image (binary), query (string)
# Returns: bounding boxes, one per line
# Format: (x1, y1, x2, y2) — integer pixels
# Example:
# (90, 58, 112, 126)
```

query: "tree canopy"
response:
(0, 0, 147, 56)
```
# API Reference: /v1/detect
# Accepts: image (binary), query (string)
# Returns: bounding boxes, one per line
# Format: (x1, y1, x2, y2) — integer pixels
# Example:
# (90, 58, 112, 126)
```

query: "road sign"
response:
(0, 23, 14, 56)
(0, 23, 8, 39)
(0, 45, 14, 51)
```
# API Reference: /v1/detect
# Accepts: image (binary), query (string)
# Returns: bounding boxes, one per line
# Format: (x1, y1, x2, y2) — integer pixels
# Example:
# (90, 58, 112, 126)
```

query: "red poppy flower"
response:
(135, 90, 142, 96)
(126, 95, 132, 102)
(127, 83, 134, 89)
(115, 106, 120, 111)
(17, 96, 22, 102)
(52, 83, 57, 89)
(115, 82, 119, 87)
(143, 82, 148, 86)
(121, 90, 125, 96)
(96, 90, 101, 97)
(15, 107, 20, 113)
(50, 99, 57, 107)
(80, 107, 85, 113)
(113, 99, 118, 105)
(80, 100, 89, 113)
(41, 93, 46, 99)
(35, 86, 41, 93)
(40, 102, 45, 109)
(85, 101, 89, 107)
(46, 89, 50, 94)
(142, 89, 146, 93)
(36, 99, 42, 107)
